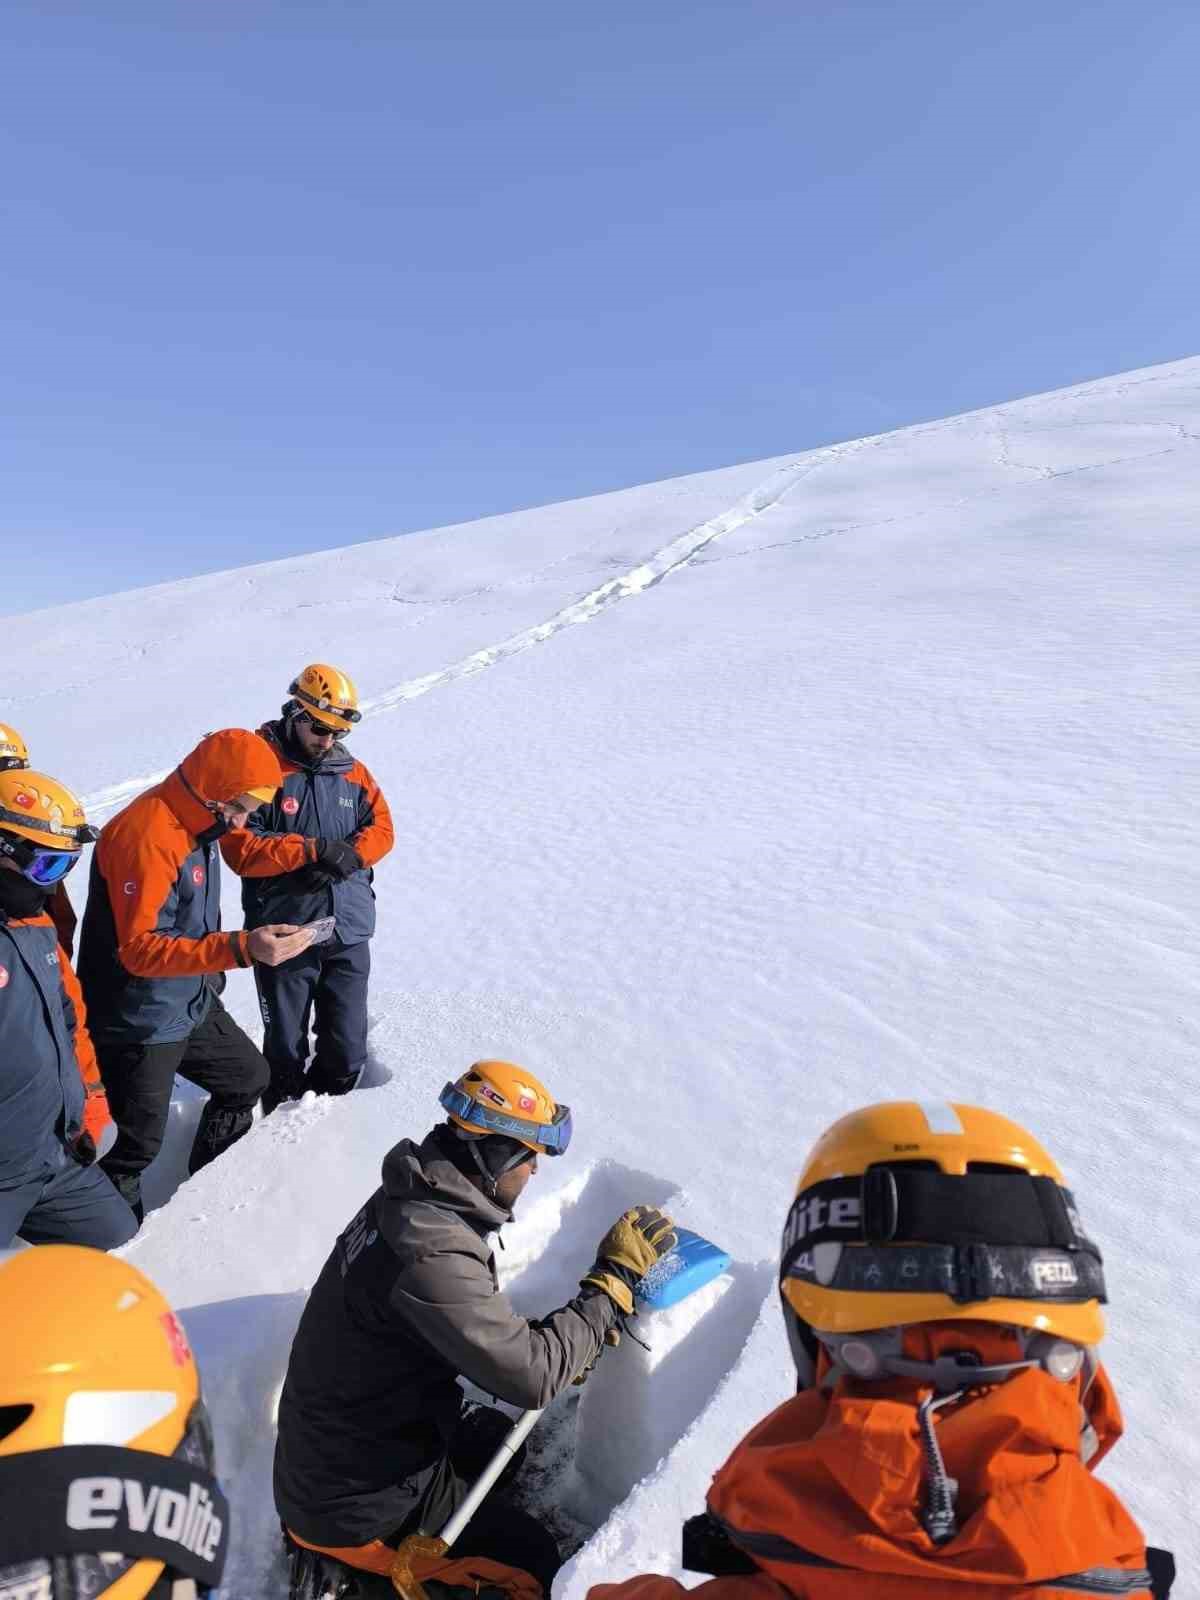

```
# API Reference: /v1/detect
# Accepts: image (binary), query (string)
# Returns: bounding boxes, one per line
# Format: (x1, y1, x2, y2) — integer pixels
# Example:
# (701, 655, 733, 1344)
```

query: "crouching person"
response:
(589, 1102, 1173, 1600)
(275, 1061, 676, 1600)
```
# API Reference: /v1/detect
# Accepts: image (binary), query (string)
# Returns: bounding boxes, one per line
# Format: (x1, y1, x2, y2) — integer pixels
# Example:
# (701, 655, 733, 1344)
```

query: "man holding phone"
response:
(221, 663, 395, 1112)
(78, 728, 314, 1224)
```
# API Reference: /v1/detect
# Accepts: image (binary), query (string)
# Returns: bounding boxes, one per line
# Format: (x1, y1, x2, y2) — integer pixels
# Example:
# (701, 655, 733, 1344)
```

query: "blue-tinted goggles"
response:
(0, 837, 80, 885)
(439, 1081, 573, 1156)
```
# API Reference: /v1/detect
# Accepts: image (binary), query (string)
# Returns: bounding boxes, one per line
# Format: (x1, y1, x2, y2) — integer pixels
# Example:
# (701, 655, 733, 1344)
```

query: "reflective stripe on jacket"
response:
(0, 913, 109, 1182)
(221, 720, 394, 946)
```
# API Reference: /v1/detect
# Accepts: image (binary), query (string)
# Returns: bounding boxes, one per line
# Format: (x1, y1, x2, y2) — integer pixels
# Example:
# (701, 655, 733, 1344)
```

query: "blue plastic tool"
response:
(635, 1226, 732, 1310)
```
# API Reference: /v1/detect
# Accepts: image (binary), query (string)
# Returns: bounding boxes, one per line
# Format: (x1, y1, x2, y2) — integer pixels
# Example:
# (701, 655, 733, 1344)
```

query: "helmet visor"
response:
(439, 1081, 573, 1155)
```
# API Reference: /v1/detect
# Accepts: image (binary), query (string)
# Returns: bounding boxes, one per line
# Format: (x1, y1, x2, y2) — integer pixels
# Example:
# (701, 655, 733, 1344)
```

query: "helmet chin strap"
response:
(455, 1129, 531, 1200)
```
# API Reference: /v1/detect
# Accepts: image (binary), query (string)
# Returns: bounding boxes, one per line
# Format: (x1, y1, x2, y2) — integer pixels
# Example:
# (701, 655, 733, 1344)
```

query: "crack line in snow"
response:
(78, 443, 871, 817)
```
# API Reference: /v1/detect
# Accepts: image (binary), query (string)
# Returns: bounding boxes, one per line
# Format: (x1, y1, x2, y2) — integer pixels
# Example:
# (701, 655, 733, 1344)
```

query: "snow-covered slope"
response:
(5, 356, 1199, 1593)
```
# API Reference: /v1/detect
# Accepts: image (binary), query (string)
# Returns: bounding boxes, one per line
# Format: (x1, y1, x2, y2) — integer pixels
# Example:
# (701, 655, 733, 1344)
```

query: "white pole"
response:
(436, 1407, 545, 1550)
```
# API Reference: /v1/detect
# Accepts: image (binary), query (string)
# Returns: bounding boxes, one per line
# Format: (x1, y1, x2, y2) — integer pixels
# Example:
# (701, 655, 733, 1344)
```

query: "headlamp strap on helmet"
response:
(0, 1445, 229, 1588)
(0, 802, 96, 847)
(781, 1169, 1105, 1305)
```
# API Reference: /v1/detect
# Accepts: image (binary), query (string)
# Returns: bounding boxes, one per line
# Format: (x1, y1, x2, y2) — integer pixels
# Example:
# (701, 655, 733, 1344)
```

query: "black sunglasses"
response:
(301, 713, 344, 738)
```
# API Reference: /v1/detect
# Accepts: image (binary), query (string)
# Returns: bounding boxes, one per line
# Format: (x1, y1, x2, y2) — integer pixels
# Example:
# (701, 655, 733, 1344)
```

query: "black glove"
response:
(300, 838, 363, 887)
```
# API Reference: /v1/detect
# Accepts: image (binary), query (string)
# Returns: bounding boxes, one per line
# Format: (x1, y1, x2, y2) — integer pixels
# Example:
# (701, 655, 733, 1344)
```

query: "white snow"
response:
(4, 355, 1199, 1593)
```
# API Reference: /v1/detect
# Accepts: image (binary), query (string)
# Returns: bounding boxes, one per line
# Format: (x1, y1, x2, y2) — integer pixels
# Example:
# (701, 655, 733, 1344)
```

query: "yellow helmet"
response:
(779, 1102, 1106, 1381)
(0, 769, 98, 887)
(0, 1247, 228, 1597)
(440, 1061, 572, 1158)
(0, 723, 29, 772)
(287, 663, 361, 734)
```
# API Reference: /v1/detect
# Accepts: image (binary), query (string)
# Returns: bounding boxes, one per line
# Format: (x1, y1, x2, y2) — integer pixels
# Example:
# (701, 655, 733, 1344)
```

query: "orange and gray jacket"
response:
(0, 911, 113, 1184)
(589, 1364, 1156, 1600)
(220, 720, 394, 946)
(78, 730, 282, 1046)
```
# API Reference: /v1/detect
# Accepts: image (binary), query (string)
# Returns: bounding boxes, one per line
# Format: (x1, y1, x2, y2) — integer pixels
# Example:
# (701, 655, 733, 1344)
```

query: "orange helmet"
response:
(440, 1061, 572, 1158)
(780, 1102, 1106, 1387)
(287, 663, 361, 734)
(0, 769, 98, 886)
(0, 723, 29, 771)
(0, 1246, 228, 1597)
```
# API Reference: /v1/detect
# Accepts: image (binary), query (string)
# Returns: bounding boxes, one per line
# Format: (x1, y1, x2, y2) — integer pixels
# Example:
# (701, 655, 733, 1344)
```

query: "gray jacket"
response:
(274, 1127, 617, 1546)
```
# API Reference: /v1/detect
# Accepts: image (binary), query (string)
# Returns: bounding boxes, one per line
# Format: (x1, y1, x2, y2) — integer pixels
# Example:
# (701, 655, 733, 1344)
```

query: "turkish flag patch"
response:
(192, 866, 205, 886)
(160, 1311, 192, 1367)
(282, 796, 300, 816)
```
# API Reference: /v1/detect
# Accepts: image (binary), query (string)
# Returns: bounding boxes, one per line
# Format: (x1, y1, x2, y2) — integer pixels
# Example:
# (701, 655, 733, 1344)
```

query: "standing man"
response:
(0, 722, 78, 955)
(0, 766, 135, 1249)
(221, 664, 394, 1112)
(78, 728, 313, 1223)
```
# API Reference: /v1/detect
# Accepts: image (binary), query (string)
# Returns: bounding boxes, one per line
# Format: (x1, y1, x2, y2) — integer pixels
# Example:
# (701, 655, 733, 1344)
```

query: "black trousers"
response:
(98, 994, 270, 1207)
(255, 937, 370, 1111)
(401, 1406, 560, 1595)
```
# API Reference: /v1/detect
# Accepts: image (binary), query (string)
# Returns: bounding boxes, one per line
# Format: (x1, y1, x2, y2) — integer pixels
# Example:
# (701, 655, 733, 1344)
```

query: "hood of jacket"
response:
(707, 1363, 1148, 1592)
(160, 728, 283, 837)
(380, 1126, 511, 1242)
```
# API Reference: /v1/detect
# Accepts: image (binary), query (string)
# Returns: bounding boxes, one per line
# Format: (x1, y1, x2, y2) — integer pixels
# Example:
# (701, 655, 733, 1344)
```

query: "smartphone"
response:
(302, 915, 336, 944)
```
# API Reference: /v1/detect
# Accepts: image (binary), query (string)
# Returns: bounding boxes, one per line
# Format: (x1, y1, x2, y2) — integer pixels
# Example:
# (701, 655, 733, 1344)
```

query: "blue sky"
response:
(3, 1, 1197, 615)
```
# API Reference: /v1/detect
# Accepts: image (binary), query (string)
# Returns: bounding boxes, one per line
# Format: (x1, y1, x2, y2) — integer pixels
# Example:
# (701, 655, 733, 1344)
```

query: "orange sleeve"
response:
(99, 828, 250, 978)
(49, 883, 78, 958)
(220, 826, 317, 877)
(57, 946, 113, 1146)
(349, 761, 395, 867)
(589, 1581, 759, 1600)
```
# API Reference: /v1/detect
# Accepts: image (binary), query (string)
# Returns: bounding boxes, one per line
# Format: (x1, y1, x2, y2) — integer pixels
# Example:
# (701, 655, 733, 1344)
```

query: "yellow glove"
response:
(580, 1205, 677, 1314)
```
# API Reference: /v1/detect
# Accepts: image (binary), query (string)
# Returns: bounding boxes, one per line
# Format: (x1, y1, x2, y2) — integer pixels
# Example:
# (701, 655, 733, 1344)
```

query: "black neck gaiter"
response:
(0, 871, 53, 920)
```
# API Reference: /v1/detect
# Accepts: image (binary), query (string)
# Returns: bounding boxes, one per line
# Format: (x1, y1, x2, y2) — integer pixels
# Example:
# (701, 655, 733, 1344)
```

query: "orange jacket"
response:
(77, 730, 283, 1045)
(56, 933, 113, 1154)
(590, 1367, 1153, 1600)
(48, 883, 78, 958)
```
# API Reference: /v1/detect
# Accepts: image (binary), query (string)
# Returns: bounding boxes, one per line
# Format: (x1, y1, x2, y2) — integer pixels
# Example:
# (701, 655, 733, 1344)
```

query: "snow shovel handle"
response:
(435, 1406, 545, 1549)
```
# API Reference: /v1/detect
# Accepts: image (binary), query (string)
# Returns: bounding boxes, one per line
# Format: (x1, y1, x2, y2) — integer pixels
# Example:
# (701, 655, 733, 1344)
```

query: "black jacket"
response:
(274, 1127, 616, 1546)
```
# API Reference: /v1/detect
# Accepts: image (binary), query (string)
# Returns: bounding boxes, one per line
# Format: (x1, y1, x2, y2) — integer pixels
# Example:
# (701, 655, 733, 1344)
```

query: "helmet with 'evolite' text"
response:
(0, 1247, 229, 1600)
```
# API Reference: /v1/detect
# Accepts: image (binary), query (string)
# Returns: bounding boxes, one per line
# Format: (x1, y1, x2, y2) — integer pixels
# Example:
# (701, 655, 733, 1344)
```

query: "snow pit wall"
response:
(570, 1273, 733, 1520)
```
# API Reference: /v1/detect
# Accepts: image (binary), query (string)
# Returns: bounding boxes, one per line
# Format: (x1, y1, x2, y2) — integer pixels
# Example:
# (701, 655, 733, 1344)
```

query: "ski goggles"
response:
(439, 1081, 573, 1155)
(0, 834, 84, 885)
